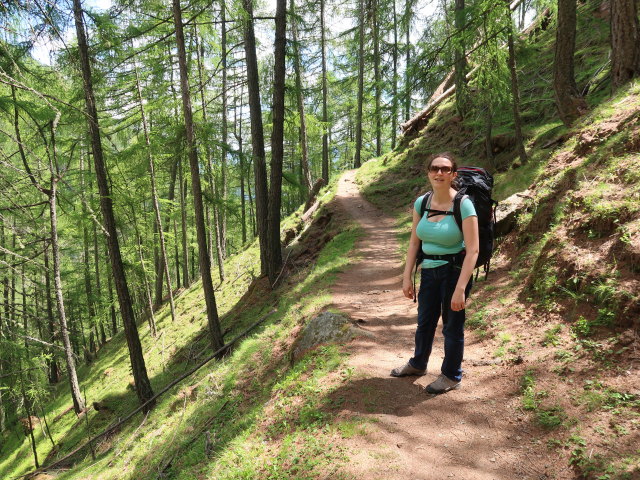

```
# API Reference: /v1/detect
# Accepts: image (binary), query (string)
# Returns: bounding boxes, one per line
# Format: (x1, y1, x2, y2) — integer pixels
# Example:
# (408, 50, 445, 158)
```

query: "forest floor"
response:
(326, 170, 575, 480)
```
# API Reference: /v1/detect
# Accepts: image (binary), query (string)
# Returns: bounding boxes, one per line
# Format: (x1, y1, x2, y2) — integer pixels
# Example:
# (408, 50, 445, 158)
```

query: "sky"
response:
(31, 0, 113, 65)
(31, 0, 434, 65)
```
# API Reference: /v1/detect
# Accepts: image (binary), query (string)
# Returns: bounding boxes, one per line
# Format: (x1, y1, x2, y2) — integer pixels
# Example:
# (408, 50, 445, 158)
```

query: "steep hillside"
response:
(3, 0, 638, 478)
(351, 0, 640, 476)
(358, 83, 640, 478)
(1, 181, 364, 479)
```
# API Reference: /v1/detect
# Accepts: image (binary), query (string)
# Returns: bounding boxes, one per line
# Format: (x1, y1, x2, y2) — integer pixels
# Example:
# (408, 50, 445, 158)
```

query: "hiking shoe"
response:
(425, 374, 461, 394)
(390, 362, 426, 377)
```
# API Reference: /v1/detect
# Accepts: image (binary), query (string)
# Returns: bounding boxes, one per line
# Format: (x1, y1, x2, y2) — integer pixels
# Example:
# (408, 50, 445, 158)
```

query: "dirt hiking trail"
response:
(329, 170, 559, 480)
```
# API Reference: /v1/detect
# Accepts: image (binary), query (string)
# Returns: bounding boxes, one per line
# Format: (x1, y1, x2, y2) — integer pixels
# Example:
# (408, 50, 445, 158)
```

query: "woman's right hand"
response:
(402, 276, 414, 299)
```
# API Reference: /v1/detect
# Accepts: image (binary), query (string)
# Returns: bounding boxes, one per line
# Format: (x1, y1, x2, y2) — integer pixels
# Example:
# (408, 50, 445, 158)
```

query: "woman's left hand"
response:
(451, 288, 466, 311)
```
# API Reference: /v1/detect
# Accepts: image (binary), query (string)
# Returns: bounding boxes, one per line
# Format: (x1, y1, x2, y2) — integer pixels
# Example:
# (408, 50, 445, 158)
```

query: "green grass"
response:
(520, 369, 566, 430)
(5, 1, 640, 477)
(577, 380, 640, 413)
(0, 178, 363, 480)
(542, 325, 563, 347)
(466, 307, 491, 338)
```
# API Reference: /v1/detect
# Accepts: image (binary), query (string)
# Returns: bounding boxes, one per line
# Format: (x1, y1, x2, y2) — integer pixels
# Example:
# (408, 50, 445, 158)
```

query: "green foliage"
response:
(520, 369, 566, 429)
(466, 308, 491, 338)
(542, 324, 563, 347)
(572, 316, 592, 337)
(578, 380, 640, 413)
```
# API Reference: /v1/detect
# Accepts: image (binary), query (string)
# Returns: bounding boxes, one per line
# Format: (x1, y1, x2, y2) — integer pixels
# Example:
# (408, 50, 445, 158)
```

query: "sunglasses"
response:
(428, 165, 453, 174)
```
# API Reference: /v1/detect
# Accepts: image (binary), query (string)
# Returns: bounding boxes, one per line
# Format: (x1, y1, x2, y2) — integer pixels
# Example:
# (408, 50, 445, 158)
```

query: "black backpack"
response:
(412, 166, 497, 300)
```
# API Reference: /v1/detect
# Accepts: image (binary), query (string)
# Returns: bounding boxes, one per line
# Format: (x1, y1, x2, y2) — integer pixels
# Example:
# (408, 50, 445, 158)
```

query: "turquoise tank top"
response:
(414, 194, 477, 268)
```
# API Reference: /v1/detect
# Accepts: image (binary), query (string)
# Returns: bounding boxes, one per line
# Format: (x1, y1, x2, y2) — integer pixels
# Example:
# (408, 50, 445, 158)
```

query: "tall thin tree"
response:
(372, 0, 382, 156)
(611, 0, 640, 91)
(242, 0, 269, 276)
(391, 0, 399, 149)
(11, 82, 83, 413)
(454, 0, 469, 118)
(171, 0, 224, 350)
(354, 0, 366, 168)
(506, 6, 527, 163)
(291, 0, 312, 197)
(553, 0, 587, 125)
(133, 62, 176, 322)
(267, 0, 287, 284)
(320, 0, 330, 183)
(72, 0, 155, 411)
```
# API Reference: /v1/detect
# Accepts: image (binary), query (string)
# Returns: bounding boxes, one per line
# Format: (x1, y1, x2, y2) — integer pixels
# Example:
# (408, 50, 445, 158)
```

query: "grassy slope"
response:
(3, 1, 639, 478)
(1, 180, 362, 480)
(353, 0, 640, 477)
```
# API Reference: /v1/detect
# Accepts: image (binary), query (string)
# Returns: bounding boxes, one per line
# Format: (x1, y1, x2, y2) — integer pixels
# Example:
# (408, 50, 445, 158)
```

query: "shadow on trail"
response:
(325, 369, 558, 479)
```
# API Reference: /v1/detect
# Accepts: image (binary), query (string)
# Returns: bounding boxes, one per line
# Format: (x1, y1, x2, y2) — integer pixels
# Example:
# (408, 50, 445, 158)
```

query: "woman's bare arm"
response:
(402, 209, 421, 299)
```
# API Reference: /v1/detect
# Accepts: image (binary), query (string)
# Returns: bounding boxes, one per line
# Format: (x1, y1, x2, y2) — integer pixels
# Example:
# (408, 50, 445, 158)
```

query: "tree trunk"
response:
(173, 217, 181, 289)
(506, 16, 527, 163)
(454, 0, 469, 118)
(171, 0, 224, 351)
(134, 62, 176, 322)
(267, 0, 287, 285)
(484, 106, 494, 164)
(320, 0, 329, 183)
(20, 366, 39, 468)
(404, 0, 411, 120)
(291, 0, 312, 197)
(219, 0, 228, 262)
(354, 0, 365, 168)
(611, 0, 640, 91)
(373, 0, 382, 157)
(154, 157, 179, 304)
(80, 154, 97, 347)
(43, 245, 61, 384)
(236, 85, 247, 245)
(553, 0, 587, 126)
(178, 162, 190, 286)
(247, 157, 256, 238)
(106, 258, 118, 335)
(72, 0, 155, 411)
(49, 173, 84, 414)
(90, 176, 107, 346)
(193, 28, 225, 282)
(0, 237, 5, 431)
(392, 0, 399, 149)
(168, 49, 185, 291)
(131, 209, 157, 337)
(243, 0, 269, 277)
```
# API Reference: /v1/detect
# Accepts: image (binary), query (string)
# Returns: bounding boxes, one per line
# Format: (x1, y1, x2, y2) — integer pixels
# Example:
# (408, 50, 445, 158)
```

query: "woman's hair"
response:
(424, 152, 460, 190)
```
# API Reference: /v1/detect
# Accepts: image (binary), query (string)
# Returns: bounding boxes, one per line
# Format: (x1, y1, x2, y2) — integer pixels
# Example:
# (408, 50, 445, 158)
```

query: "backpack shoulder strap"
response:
(420, 192, 432, 218)
(453, 193, 467, 232)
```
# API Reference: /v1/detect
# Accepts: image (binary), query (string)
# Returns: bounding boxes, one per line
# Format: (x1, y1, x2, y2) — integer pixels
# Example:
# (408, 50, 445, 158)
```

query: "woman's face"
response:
(428, 157, 456, 188)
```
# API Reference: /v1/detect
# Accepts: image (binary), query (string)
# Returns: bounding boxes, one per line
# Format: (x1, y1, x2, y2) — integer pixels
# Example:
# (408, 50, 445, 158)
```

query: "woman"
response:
(391, 152, 479, 394)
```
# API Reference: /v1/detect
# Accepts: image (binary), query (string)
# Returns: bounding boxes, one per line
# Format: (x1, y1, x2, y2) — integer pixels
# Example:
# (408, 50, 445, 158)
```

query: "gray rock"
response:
(495, 190, 534, 237)
(292, 312, 373, 361)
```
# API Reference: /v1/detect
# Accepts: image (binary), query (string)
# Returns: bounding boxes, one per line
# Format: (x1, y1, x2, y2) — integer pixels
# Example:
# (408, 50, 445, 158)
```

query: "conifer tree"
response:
(171, 0, 224, 351)
(553, 0, 587, 125)
(72, 0, 155, 411)
(611, 0, 640, 91)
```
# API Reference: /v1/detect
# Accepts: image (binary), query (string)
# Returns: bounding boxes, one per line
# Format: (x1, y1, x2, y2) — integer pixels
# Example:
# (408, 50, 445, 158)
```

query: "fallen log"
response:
(400, 0, 528, 136)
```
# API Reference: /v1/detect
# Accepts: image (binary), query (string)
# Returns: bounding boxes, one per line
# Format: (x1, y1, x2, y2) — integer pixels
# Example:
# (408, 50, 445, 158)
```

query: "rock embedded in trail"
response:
(291, 311, 373, 361)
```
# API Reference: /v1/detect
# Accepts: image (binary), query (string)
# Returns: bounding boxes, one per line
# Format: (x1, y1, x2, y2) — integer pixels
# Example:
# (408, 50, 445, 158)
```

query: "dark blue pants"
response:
(409, 263, 472, 381)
